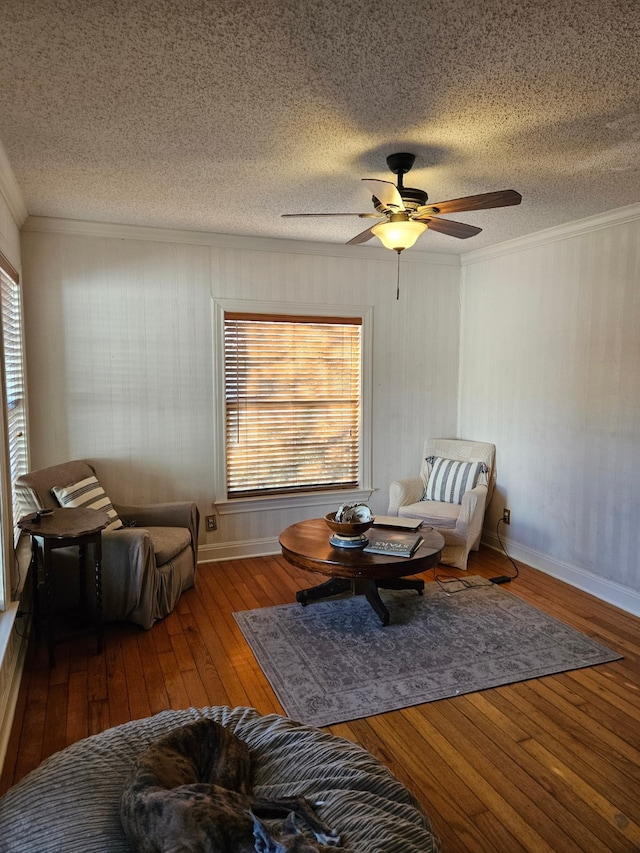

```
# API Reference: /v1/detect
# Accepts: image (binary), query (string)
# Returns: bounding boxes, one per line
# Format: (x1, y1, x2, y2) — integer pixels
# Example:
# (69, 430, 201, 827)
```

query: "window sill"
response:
(0, 602, 19, 666)
(215, 488, 373, 516)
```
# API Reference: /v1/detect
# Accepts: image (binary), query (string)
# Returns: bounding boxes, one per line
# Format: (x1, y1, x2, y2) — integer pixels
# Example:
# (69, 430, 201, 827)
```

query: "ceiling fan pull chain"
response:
(396, 251, 400, 300)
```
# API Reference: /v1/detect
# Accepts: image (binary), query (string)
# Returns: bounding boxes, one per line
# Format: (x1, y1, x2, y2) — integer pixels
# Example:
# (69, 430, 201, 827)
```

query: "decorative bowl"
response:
(324, 511, 373, 537)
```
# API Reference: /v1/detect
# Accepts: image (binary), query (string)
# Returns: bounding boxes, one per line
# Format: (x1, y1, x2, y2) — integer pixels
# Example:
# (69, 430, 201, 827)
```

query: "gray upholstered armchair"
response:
(15, 459, 199, 629)
(388, 439, 496, 570)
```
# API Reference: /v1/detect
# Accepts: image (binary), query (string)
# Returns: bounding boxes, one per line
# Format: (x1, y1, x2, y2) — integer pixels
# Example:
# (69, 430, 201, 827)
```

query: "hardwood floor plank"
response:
(492, 685, 640, 817)
(3, 546, 640, 853)
(12, 653, 48, 781)
(120, 627, 152, 721)
(157, 649, 191, 708)
(408, 708, 557, 852)
(183, 575, 253, 708)
(105, 636, 131, 729)
(42, 682, 68, 755)
(175, 605, 231, 707)
(88, 697, 109, 737)
(422, 700, 586, 853)
(65, 669, 89, 745)
(562, 668, 640, 730)
(135, 628, 170, 715)
(529, 679, 640, 777)
(179, 666, 211, 709)
(453, 692, 639, 852)
(522, 738, 640, 851)
(168, 628, 197, 673)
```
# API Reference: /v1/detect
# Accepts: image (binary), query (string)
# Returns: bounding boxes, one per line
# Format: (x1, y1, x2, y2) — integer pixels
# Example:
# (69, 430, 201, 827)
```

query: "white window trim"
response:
(212, 298, 373, 515)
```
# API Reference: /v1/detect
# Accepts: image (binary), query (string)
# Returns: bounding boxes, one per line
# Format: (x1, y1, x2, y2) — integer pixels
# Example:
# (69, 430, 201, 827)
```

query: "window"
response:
(0, 251, 28, 608)
(223, 310, 364, 499)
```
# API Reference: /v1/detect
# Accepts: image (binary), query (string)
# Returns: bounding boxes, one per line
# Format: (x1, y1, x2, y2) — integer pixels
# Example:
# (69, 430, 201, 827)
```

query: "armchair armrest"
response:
(115, 501, 198, 530)
(388, 477, 424, 515)
(457, 485, 485, 524)
(99, 527, 156, 629)
(454, 484, 488, 546)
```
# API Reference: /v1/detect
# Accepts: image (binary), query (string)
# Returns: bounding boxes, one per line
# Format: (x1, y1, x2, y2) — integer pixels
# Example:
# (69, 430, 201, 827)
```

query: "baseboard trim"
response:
(482, 530, 640, 618)
(198, 538, 280, 563)
(0, 604, 29, 775)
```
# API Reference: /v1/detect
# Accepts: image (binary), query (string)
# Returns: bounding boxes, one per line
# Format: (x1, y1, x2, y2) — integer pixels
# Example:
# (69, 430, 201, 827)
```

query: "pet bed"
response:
(0, 706, 439, 852)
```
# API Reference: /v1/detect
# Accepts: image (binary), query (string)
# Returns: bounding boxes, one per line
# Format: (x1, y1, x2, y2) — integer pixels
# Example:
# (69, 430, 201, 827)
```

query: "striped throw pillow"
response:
(51, 475, 123, 532)
(422, 457, 483, 504)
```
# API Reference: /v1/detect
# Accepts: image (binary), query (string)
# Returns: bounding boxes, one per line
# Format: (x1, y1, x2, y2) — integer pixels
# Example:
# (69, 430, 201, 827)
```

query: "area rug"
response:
(233, 576, 622, 727)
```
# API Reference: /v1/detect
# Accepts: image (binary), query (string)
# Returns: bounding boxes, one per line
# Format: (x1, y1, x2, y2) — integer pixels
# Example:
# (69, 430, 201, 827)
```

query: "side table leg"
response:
(44, 540, 56, 667)
(30, 536, 40, 641)
(77, 542, 87, 608)
(94, 534, 103, 655)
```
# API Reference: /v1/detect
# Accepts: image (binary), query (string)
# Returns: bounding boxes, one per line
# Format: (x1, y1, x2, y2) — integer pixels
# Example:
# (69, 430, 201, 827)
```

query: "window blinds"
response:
(224, 313, 362, 497)
(0, 252, 27, 607)
(0, 258, 28, 526)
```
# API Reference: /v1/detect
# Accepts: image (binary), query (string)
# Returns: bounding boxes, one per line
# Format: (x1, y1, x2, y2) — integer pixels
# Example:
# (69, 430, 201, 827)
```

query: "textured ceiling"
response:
(0, 0, 638, 253)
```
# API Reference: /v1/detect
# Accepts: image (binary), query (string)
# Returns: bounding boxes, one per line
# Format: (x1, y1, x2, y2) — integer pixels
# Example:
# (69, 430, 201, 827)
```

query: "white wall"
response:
(459, 207, 640, 613)
(21, 220, 461, 556)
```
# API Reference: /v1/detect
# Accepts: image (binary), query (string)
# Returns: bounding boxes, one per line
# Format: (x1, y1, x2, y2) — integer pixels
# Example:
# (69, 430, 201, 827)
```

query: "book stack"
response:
(363, 529, 424, 557)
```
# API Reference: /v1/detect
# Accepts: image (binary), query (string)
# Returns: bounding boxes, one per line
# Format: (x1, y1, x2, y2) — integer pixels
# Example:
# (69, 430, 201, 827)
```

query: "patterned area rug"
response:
(234, 576, 622, 727)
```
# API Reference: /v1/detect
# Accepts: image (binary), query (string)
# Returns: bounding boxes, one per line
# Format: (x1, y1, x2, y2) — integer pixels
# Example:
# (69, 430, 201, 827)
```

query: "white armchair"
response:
(388, 438, 496, 570)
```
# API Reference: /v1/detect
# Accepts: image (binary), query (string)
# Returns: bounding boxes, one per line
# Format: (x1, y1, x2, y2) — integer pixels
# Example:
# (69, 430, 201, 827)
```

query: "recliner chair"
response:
(388, 439, 495, 570)
(15, 459, 199, 629)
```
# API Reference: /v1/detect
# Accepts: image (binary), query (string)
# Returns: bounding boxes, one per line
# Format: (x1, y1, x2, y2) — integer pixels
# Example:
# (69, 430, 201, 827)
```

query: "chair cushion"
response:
(400, 501, 460, 529)
(422, 457, 483, 504)
(51, 475, 123, 532)
(145, 526, 191, 565)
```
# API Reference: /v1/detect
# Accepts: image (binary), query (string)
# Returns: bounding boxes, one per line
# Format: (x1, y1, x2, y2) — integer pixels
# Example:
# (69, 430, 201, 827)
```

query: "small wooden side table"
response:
(18, 507, 109, 666)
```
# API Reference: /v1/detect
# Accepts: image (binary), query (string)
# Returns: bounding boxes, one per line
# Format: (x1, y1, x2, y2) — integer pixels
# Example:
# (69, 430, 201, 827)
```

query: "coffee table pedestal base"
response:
(296, 576, 424, 626)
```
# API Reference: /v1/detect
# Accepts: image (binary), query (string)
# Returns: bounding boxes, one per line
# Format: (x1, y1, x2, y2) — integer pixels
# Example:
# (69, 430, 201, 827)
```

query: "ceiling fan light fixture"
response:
(371, 219, 428, 253)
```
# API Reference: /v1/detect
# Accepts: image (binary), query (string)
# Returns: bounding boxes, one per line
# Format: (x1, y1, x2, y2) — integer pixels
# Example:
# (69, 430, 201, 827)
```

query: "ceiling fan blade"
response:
(416, 215, 482, 239)
(418, 189, 522, 216)
(361, 179, 405, 211)
(346, 224, 378, 245)
(281, 212, 382, 218)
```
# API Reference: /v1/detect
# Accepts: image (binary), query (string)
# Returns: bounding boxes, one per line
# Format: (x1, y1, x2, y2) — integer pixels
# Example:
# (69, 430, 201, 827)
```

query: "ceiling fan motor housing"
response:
(373, 186, 428, 215)
(369, 152, 429, 213)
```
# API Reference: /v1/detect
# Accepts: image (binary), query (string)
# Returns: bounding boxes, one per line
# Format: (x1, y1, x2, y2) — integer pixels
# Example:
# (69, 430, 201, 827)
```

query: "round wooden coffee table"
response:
(279, 518, 444, 625)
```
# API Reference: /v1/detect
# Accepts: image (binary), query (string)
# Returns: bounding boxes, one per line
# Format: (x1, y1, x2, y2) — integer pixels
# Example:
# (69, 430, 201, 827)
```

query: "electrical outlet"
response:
(502, 508, 511, 525)
(205, 515, 217, 531)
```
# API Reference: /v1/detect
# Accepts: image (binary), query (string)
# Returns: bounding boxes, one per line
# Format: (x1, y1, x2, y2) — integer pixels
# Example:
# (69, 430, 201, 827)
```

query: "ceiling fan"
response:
(282, 152, 522, 253)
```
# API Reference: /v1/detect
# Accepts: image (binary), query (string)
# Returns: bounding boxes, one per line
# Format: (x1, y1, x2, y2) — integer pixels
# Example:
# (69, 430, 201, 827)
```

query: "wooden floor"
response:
(2, 546, 640, 852)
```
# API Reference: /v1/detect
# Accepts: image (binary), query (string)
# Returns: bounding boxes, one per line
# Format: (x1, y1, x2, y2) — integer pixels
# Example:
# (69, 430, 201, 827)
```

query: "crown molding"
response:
(0, 142, 28, 227)
(461, 203, 640, 265)
(21, 216, 460, 267)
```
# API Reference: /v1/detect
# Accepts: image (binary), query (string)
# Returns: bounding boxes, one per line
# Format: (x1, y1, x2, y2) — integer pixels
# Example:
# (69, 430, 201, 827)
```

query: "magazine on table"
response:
(363, 529, 424, 557)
